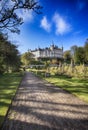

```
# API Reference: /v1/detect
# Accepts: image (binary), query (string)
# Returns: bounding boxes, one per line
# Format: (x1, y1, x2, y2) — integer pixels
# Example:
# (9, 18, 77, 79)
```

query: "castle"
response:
(30, 44, 63, 60)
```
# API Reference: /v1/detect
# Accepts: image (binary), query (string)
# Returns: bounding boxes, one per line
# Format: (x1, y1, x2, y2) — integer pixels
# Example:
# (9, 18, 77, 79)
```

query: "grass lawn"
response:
(45, 75, 88, 103)
(0, 72, 23, 127)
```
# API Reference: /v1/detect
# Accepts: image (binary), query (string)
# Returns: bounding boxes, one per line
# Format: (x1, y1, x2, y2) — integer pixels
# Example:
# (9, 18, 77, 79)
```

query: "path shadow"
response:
(1, 72, 88, 130)
(2, 112, 88, 130)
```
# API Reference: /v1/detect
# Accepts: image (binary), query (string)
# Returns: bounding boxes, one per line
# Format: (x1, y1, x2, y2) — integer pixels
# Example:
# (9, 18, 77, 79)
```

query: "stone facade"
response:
(30, 44, 63, 59)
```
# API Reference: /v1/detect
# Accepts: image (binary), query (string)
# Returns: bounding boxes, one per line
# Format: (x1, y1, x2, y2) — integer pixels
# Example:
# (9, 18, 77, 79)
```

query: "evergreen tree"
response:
(0, 33, 21, 73)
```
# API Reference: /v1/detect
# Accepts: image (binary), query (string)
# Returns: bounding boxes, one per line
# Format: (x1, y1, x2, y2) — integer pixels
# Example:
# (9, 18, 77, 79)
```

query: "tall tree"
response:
(75, 47, 85, 64)
(70, 45, 77, 64)
(0, 33, 21, 72)
(84, 39, 88, 63)
(21, 51, 34, 66)
(0, 0, 42, 33)
(63, 50, 71, 64)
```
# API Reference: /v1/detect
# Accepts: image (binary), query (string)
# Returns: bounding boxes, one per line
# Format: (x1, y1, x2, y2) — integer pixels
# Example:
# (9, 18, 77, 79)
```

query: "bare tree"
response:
(0, 0, 42, 33)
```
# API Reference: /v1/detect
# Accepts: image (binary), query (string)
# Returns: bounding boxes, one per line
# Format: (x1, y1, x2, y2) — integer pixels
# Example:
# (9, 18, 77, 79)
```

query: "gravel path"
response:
(2, 72, 88, 130)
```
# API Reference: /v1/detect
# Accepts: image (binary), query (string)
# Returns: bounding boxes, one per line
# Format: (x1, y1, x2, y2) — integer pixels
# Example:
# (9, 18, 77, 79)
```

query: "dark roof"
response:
(31, 45, 62, 52)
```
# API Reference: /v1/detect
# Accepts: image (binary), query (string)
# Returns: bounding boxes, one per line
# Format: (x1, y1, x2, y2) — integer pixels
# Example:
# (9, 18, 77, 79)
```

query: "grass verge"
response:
(44, 75, 88, 103)
(0, 72, 23, 127)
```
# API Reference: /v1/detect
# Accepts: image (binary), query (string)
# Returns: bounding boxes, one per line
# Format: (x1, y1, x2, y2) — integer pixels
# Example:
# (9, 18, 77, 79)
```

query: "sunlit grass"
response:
(0, 73, 23, 127)
(45, 75, 88, 103)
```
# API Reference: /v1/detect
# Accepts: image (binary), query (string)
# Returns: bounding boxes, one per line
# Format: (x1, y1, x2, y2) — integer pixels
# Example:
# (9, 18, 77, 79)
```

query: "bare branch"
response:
(0, 0, 42, 33)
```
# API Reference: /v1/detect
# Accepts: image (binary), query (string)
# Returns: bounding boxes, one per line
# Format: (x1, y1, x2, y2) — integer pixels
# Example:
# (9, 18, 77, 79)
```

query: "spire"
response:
(62, 45, 63, 51)
(52, 40, 54, 46)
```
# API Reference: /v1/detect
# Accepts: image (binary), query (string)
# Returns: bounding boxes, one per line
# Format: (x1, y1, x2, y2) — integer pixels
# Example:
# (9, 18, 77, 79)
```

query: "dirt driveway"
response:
(2, 72, 88, 130)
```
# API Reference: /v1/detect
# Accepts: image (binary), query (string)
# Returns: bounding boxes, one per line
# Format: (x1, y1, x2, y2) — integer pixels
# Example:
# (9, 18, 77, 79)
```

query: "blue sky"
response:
(9, 0, 88, 54)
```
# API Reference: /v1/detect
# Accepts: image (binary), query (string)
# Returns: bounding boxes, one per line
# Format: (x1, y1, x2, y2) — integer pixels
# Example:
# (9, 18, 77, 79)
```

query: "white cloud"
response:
(17, 10, 33, 22)
(40, 16, 51, 32)
(53, 13, 71, 35)
(8, 0, 33, 22)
